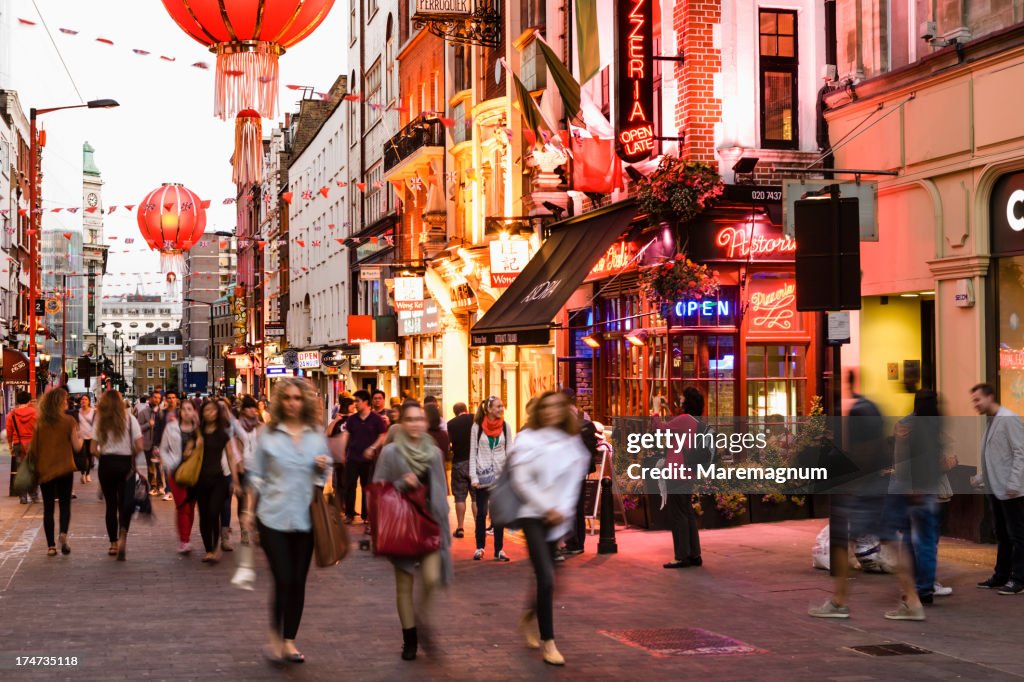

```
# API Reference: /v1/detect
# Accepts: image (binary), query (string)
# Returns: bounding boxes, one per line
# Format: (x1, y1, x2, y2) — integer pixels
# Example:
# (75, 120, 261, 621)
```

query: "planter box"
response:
(621, 494, 672, 529)
(748, 496, 812, 524)
(696, 494, 749, 529)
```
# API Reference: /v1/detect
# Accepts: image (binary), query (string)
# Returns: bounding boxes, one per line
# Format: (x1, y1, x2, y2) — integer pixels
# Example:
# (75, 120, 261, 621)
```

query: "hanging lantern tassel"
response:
(160, 250, 185, 280)
(166, 270, 179, 298)
(233, 110, 263, 186)
(215, 42, 280, 120)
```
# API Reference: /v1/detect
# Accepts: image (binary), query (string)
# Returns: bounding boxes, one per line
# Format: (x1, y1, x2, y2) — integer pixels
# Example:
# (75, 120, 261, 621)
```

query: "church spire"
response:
(83, 141, 100, 176)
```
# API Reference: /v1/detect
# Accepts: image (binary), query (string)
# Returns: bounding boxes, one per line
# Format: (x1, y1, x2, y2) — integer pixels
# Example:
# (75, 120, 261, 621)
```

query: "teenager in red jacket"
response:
(6, 391, 39, 503)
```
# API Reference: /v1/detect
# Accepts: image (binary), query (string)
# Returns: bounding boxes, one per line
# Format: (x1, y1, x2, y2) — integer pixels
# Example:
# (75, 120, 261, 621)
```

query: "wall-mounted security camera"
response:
(919, 20, 937, 41)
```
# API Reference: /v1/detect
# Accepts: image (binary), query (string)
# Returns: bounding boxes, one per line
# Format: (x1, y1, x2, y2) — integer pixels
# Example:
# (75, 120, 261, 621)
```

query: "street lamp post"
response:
(184, 297, 215, 395)
(28, 99, 119, 397)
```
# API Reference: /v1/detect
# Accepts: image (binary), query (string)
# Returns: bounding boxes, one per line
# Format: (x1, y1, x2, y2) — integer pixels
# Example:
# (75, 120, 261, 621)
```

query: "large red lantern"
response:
(161, 1, 337, 121)
(137, 183, 208, 275)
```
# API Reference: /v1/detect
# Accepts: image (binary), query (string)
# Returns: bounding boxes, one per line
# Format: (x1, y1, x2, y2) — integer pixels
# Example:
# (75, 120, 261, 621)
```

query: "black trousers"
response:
(81, 440, 93, 475)
(991, 494, 1024, 583)
(98, 455, 134, 542)
(258, 521, 314, 640)
(40, 473, 74, 547)
(474, 487, 504, 553)
(521, 519, 558, 641)
(194, 475, 229, 552)
(344, 460, 373, 520)
(666, 493, 701, 561)
(564, 480, 588, 551)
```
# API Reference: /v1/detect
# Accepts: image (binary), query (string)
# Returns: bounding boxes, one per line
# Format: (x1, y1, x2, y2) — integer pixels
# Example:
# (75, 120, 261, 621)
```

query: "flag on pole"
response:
(534, 33, 581, 123)
(575, 0, 601, 84)
(502, 59, 553, 146)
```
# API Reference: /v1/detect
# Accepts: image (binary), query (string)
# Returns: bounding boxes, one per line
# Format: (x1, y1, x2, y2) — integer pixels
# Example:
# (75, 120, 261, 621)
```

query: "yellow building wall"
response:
(859, 296, 921, 418)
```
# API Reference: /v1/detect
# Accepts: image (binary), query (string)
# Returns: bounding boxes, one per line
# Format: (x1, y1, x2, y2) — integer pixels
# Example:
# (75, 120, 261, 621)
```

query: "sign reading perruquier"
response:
(414, 0, 471, 16)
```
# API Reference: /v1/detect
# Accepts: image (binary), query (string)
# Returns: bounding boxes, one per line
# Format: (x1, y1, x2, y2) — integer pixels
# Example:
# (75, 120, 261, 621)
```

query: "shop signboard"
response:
(450, 282, 476, 311)
(992, 172, 1024, 255)
(360, 342, 398, 367)
(398, 299, 442, 336)
(782, 180, 878, 241)
(297, 351, 320, 369)
(347, 315, 375, 343)
(586, 240, 639, 281)
(264, 324, 285, 337)
(489, 239, 531, 287)
(394, 277, 425, 312)
(414, 0, 472, 18)
(359, 265, 383, 282)
(321, 350, 346, 367)
(748, 277, 802, 335)
(614, 0, 654, 163)
(266, 366, 289, 376)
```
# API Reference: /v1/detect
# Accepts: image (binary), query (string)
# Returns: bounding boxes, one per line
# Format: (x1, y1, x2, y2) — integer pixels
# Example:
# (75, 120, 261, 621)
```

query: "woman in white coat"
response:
(509, 390, 589, 667)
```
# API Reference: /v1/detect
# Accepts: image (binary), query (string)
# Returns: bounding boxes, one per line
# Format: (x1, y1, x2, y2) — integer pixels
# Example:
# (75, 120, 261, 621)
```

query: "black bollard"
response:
(597, 476, 618, 554)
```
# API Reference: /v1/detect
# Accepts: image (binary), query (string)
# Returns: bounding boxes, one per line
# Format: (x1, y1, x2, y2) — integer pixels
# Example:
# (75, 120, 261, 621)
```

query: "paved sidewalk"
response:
(0, 449, 1020, 681)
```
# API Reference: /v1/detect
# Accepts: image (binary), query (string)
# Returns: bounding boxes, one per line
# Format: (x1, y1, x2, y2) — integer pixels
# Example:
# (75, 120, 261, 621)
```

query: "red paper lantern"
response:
(161, 0, 336, 120)
(137, 183, 207, 275)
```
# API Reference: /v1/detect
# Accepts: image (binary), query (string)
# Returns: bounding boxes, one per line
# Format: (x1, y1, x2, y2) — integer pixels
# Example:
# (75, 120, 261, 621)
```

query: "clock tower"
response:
(82, 142, 108, 351)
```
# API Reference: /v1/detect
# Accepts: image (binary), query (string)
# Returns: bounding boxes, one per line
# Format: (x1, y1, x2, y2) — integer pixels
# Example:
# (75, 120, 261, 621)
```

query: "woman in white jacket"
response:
(160, 400, 200, 554)
(509, 390, 589, 667)
(469, 396, 513, 561)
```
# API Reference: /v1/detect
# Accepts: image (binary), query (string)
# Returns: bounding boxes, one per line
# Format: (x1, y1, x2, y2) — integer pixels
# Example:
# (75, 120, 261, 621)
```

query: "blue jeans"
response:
(883, 494, 940, 596)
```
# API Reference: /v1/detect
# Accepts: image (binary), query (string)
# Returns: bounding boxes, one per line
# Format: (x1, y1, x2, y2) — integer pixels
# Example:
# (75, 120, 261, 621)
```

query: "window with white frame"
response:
(147, 352, 154, 361)
(159, 367, 166, 378)
(147, 367, 154, 378)
(171, 352, 178, 361)
(364, 60, 382, 124)
(159, 352, 166, 361)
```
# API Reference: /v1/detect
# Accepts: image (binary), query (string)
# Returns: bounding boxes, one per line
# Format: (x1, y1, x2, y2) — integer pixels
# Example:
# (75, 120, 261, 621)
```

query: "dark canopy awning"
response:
(470, 201, 637, 346)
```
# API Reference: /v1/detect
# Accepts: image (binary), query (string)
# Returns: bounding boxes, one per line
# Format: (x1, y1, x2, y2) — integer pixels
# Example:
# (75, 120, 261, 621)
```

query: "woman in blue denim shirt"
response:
(241, 378, 330, 665)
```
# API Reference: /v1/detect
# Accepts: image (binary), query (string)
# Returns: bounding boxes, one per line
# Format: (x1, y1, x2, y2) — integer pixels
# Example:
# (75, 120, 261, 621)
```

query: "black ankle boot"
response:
(401, 627, 417, 661)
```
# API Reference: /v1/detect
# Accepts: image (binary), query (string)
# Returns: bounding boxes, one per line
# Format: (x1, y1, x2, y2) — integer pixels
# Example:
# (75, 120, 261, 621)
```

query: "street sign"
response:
(45, 298, 62, 315)
(266, 366, 289, 376)
(827, 311, 851, 344)
(321, 350, 346, 367)
(34, 298, 45, 316)
(794, 197, 861, 311)
(782, 180, 878, 241)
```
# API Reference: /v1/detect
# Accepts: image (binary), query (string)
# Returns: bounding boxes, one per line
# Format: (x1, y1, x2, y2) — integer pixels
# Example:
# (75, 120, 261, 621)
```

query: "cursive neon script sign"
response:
(589, 241, 639, 279)
(716, 226, 796, 260)
(750, 282, 796, 331)
(615, 0, 654, 163)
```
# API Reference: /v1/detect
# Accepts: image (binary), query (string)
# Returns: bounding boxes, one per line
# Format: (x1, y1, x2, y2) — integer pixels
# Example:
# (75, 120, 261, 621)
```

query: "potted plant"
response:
(635, 156, 724, 223)
(748, 493, 812, 523)
(639, 254, 720, 314)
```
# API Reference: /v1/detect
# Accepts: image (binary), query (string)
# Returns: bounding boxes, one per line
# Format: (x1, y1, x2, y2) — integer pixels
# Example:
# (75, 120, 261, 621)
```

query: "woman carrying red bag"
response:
(373, 400, 452, 662)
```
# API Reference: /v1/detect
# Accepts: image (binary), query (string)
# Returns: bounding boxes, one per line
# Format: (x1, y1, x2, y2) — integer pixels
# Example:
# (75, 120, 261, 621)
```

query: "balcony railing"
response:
(384, 114, 446, 173)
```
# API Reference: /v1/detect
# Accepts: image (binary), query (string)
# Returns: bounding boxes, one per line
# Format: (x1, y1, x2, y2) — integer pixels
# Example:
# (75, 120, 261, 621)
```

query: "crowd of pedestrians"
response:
(6, 372, 1023, 667)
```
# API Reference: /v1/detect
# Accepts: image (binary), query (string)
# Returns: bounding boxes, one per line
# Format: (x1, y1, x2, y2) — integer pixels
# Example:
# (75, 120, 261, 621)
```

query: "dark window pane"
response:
(763, 71, 794, 141)
(747, 344, 766, 378)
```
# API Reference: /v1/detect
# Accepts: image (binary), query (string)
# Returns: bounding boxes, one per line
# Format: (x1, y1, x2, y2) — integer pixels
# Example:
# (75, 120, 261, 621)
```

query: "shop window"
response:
(746, 343, 807, 421)
(671, 334, 737, 422)
(759, 9, 798, 149)
(997, 256, 1024, 414)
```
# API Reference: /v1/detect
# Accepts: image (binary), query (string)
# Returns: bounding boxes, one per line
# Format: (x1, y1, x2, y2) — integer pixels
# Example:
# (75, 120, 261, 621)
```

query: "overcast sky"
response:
(10, 0, 346, 296)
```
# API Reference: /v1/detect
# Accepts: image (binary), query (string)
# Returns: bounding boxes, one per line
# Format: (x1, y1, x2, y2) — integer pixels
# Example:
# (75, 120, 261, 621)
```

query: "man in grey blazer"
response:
(970, 383, 1024, 595)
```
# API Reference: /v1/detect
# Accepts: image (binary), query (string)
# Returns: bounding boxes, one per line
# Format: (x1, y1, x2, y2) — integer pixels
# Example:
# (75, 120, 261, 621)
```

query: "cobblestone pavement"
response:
(0, 450, 1021, 681)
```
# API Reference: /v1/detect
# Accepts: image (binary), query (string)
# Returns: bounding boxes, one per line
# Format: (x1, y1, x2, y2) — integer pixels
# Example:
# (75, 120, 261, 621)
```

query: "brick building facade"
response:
(133, 330, 182, 397)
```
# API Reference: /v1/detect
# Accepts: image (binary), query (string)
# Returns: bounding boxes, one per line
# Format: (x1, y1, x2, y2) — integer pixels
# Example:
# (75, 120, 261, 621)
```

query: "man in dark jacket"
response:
(563, 389, 599, 557)
(448, 402, 475, 538)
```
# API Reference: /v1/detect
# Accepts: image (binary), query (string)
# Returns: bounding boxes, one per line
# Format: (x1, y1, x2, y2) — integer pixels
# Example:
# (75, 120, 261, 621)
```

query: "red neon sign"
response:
(615, 0, 654, 163)
(716, 226, 796, 260)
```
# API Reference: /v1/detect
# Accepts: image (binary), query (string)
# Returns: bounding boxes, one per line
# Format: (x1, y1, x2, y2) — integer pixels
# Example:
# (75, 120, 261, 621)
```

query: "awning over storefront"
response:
(470, 201, 637, 346)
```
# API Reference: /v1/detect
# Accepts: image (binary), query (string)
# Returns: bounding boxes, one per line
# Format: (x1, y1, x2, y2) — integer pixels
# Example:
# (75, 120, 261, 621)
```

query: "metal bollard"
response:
(597, 476, 618, 554)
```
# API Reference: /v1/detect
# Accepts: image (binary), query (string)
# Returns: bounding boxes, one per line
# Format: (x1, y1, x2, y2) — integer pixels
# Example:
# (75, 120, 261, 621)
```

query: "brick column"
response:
(673, 0, 722, 168)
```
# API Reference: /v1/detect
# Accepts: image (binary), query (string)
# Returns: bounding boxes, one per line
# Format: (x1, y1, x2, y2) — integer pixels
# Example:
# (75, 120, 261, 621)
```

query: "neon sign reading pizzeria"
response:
(615, 0, 654, 164)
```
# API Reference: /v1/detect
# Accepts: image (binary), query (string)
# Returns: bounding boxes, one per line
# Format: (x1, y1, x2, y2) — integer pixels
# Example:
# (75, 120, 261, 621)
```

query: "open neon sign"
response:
(674, 299, 732, 317)
(615, 0, 654, 163)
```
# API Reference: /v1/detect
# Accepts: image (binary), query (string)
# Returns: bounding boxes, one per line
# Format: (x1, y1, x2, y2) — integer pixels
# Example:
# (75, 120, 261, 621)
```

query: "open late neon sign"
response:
(615, 0, 654, 164)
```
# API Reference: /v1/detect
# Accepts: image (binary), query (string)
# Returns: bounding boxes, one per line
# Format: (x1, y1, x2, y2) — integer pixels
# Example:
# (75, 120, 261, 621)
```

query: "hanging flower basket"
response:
(635, 157, 724, 223)
(639, 254, 719, 310)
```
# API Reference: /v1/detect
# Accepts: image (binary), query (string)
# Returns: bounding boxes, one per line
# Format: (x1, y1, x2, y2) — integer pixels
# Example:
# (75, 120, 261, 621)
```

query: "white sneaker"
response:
(162, 492, 174, 501)
(177, 542, 192, 554)
(473, 549, 484, 560)
(933, 582, 953, 596)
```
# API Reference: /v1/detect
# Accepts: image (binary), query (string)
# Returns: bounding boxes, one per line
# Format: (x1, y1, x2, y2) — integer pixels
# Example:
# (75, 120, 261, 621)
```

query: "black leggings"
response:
(40, 473, 74, 547)
(98, 455, 134, 542)
(81, 440, 93, 475)
(194, 475, 229, 552)
(258, 521, 314, 640)
(521, 518, 558, 641)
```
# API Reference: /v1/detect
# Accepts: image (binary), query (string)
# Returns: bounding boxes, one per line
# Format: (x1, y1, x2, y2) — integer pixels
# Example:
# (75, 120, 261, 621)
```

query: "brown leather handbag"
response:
(311, 486, 349, 567)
